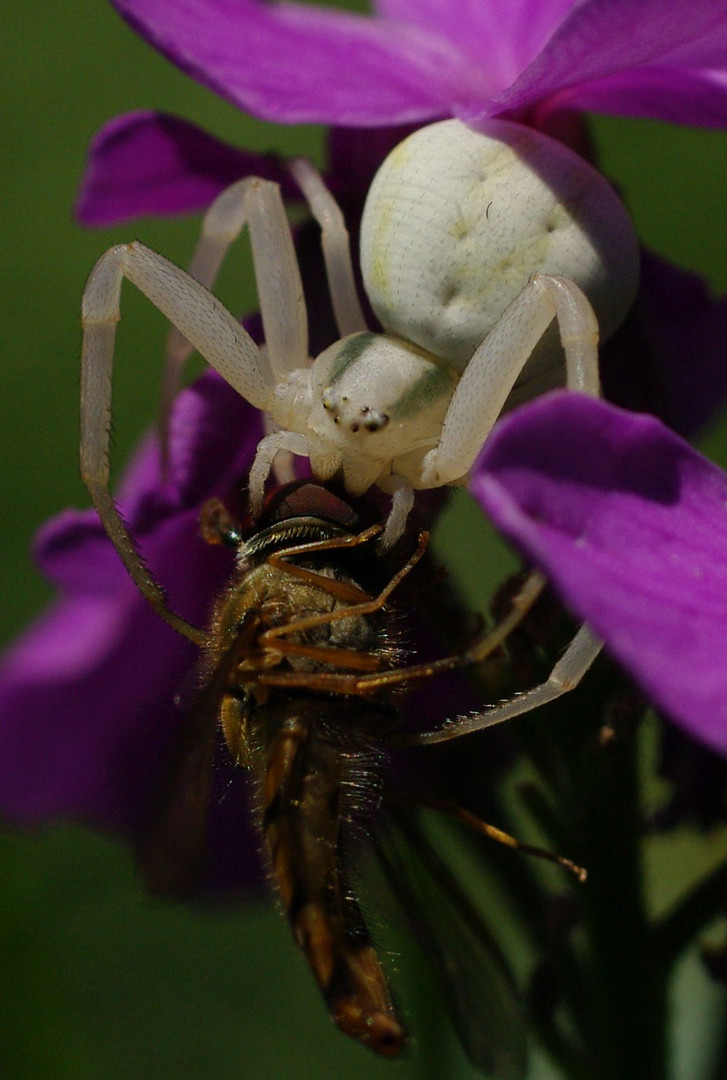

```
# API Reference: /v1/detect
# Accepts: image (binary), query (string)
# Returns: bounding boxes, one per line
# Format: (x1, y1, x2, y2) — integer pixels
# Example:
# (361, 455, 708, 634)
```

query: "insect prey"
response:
(136, 480, 584, 1076)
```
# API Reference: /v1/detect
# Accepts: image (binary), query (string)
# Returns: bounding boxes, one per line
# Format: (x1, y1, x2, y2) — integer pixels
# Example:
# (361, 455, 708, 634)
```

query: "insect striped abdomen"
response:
(261, 701, 405, 1055)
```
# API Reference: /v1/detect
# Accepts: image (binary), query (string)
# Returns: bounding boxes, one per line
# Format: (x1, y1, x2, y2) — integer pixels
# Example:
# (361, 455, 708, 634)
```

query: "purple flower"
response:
(89, 0, 726, 757)
(107, 0, 727, 128)
(601, 249, 727, 439)
(76, 111, 296, 227)
(472, 392, 727, 757)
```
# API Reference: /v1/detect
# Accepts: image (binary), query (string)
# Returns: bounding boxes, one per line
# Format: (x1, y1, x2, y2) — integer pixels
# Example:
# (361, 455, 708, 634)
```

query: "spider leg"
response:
(80, 241, 274, 642)
(337, 567, 602, 741)
(419, 273, 599, 487)
(248, 431, 311, 517)
(406, 623, 603, 745)
(162, 176, 310, 430)
(290, 158, 367, 337)
(376, 474, 415, 550)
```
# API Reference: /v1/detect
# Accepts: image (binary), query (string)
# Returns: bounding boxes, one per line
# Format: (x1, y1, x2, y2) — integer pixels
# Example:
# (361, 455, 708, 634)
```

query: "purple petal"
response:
(537, 67, 727, 128)
(603, 250, 727, 438)
(110, 0, 727, 132)
(77, 111, 293, 226)
(375, 0, 576, 88)
(0, 589, 195, 829)
(33, 508, 131, 594)
(490, 0, 727, 119)
(110, 0, 493, 124)
(471, 392, 727, 755)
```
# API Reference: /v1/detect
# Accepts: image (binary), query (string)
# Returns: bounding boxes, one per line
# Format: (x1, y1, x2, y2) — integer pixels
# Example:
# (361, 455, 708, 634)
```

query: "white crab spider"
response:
(82, 118, 638, 534)
(81, 118, 638, 712)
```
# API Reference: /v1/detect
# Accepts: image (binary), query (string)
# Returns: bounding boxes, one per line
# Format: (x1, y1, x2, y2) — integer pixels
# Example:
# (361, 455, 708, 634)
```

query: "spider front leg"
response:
(159, 165, 365, 497)
(248, 430, 312, 518)
(162, 176, 310, 431)
(408, 624, 603, 745)
(80, 241, 275, 641)
(376, 475, 416, 551)
(419, 273, 600, 488)
(410, 273, 603, 721)
(162, 164, 366, 417)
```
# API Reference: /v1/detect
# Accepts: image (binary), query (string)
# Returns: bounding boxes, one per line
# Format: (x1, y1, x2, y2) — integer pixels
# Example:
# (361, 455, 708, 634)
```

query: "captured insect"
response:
(130, 478, 585, 1076)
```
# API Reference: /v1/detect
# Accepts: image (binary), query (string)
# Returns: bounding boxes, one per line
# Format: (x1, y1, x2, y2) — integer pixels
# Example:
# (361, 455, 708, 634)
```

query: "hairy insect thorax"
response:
(205, 498, 407, 764)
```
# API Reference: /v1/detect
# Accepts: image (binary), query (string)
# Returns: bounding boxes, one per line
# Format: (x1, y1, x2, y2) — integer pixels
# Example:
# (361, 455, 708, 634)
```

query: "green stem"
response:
(519, 677, 669, 1080)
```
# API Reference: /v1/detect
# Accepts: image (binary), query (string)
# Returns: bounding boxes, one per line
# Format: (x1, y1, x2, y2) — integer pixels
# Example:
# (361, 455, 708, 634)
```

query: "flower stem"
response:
(520, 676, 669, 1080)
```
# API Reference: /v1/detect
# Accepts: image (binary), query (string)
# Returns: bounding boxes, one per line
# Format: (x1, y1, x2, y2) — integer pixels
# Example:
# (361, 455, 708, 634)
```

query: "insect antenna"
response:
(395, 794, 587, 884)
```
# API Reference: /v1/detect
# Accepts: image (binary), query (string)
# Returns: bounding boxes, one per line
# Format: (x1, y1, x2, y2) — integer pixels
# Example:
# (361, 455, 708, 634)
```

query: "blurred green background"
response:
(3, 2, 727, 1078)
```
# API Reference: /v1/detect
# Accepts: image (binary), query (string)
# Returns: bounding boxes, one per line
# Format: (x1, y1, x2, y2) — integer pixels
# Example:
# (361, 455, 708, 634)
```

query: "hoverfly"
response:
(129, 479, 583, 1078)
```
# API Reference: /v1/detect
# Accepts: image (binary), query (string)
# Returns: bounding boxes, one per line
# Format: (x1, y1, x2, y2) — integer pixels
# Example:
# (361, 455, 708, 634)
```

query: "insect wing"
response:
(375, 806, 527, 1080)
(136, 633, 245, 897)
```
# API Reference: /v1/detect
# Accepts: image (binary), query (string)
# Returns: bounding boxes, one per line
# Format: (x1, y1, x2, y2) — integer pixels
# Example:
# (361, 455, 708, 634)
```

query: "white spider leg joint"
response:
(80, 240, 277, 640)
(80, 177, 324, 629)
(162, 176, 309, 424)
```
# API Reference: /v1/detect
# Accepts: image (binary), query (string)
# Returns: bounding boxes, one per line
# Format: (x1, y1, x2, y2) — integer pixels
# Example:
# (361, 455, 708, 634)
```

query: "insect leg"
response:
(260, 529, 428, 645)
(396, 794, 586, 882)
(321, 569, 546, 698)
